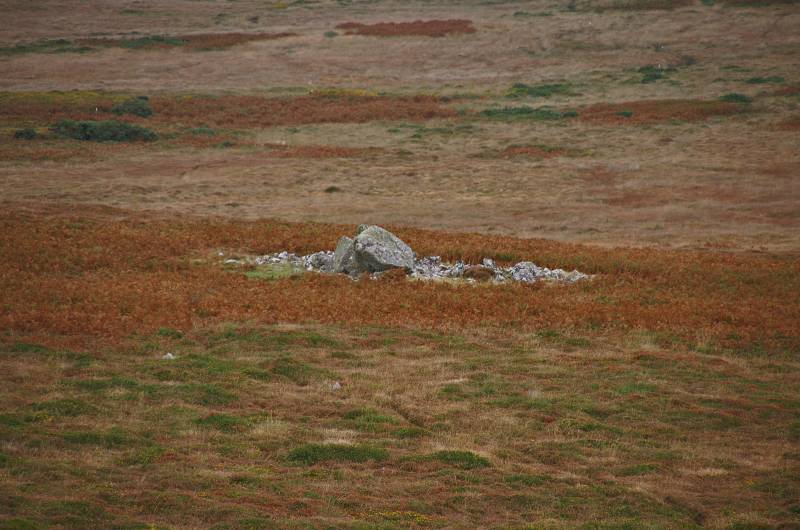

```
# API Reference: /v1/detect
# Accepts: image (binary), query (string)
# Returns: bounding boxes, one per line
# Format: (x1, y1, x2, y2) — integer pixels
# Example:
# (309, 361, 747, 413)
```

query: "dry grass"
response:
(500, 145, 566, 159)
(261, 143, 376, 159)
(335, 20, 476, 37)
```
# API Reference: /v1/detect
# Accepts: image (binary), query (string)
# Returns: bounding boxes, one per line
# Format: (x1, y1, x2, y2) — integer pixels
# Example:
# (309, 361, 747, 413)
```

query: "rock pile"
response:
(252, 225, 589, 284)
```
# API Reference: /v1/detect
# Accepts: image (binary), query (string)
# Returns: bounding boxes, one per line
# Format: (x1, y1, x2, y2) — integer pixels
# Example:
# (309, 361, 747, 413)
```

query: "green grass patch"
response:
(394, 427, 426, 439)
(481, 106, 578, 121)
(245, 263, 301, 281)
(177, 383, 236, 406)
(111, 96, 153, 118)
(745, 76, 785, 84)
(638, 64, 677, 83)
(719, 93, 753, 103)
(30, 398, 96, 418)
(287, 443, 388, 465)
(156, 327, 184, 339)
(507, 82, 576, 98)
(425, 450, 491, 469)
(61, 428, 133, 448)
(616, 382, 658, 395)
(0, 38, 93, 56)
(115, 35, 187, 49)
(6, 342, 54, 355)
(505, 473, 550, 486)
(343, 408, 398, 431)
(51, 119, 157, 142)
(617, 463, 660, 476)
(195, 413, 250, 433)
(13, 128, 38, 140)
(271, 357, 324, 385)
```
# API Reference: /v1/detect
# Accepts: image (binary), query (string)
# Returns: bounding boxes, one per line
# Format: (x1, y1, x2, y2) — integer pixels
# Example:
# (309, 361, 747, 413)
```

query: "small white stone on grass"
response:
(162, 352, 176, 360)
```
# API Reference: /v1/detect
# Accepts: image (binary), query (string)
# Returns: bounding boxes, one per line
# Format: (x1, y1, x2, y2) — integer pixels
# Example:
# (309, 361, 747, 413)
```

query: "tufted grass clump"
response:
(111, 96, 153, 118)
(287, 443, 388, 464)
(51, 119, 157, 142)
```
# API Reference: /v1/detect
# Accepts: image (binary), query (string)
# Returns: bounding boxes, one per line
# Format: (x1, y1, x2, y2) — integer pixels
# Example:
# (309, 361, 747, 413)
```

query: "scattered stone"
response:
(162, 352, 176, 360)
(353, 225, 414, 273)
(305, 251, 334, 272)
(248, 225, 590, 284)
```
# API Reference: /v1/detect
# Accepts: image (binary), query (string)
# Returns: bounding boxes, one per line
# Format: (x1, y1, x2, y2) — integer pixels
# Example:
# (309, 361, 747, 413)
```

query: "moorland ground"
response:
(1, 0, 799, 528)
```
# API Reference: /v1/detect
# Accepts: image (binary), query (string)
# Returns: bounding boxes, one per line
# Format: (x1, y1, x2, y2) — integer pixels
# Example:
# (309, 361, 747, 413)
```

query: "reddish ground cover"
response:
(335, 20, 476, 37)
(579, 99, 745, 125)
(1, 203, 797, 355)
(80, 32, 296, 50)
(0, 93, 456, 128)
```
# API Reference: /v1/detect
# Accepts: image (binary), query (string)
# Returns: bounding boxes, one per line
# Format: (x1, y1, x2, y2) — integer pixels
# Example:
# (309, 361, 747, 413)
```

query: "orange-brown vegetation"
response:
(500, 145, 566, 159)
(778, 115, 800, 130)
(150, 95, 456, 128)
(2, 203, 797, 356)
(773, 85, 800, 96)
(335, 20, 476, 37)
(0, 93, 456, 128)
(80, 32, 296, 50)
(579, 99, 745, 125)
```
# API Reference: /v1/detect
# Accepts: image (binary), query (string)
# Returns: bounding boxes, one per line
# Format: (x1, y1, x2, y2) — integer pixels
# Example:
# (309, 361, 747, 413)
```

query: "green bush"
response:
(111, 96, 153, 117)
(746, 76, 785, 84)
(507, 83, 575, 98)
(719, 93, 753, 104)
(13, 128, 37, 140)
(51, 119, 157, 142)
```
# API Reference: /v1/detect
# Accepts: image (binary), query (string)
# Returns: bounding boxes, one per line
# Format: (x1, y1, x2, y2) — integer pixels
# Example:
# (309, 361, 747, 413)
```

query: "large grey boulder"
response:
(353, 225, 414, 273)
(332, 236, 357, 273)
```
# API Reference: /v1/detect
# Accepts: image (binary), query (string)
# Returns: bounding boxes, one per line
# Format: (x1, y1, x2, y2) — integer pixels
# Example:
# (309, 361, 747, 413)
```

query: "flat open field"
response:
(1, 0, 799, 529)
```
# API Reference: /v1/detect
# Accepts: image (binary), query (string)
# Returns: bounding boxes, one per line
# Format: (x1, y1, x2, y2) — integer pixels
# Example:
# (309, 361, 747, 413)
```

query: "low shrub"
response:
(746, 76, 785, 84)
(507, 83, 575, 98)
(14, 128, 37, 140)
(111, 96, 153, 118)
(719, 93, 753, 103)
(51, 119, 157, 142)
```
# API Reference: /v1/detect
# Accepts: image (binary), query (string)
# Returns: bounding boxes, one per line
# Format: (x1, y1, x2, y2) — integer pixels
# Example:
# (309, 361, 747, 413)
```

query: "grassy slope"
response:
(0, 205, 798, 529)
